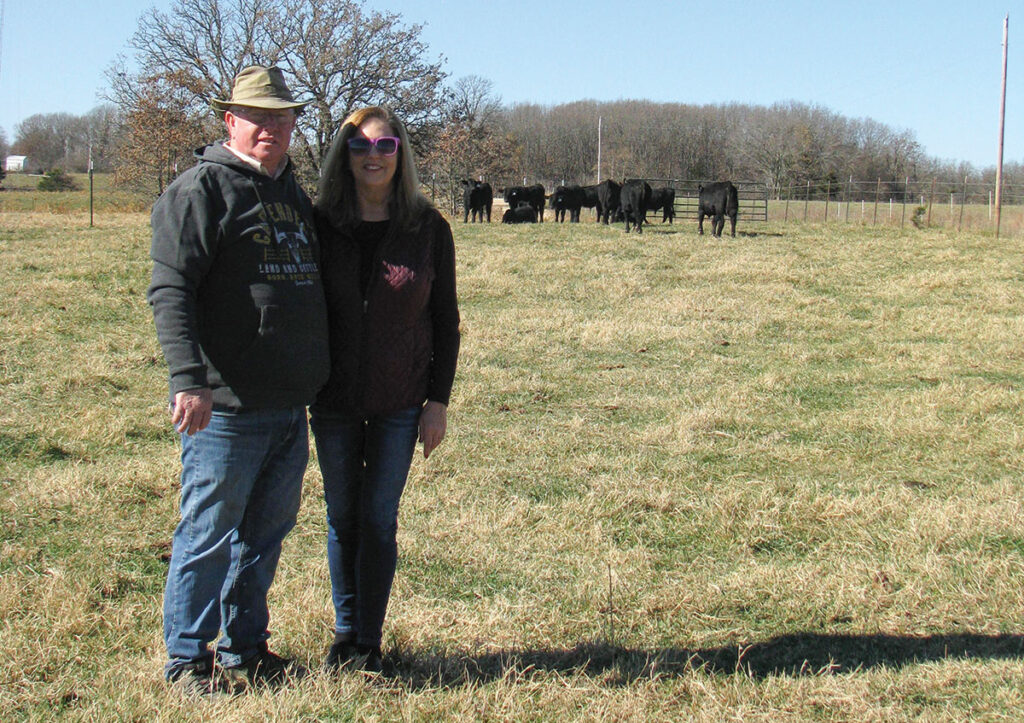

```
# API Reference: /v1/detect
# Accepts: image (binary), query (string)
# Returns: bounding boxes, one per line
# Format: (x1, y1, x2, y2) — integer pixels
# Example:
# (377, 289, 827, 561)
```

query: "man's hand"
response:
(418, 401, 448, 459)
(171, 388, 213, 435)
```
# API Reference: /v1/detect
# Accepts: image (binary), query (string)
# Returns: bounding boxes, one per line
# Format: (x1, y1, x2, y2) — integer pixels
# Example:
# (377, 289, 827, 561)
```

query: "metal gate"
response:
(632, 179, 768, 223)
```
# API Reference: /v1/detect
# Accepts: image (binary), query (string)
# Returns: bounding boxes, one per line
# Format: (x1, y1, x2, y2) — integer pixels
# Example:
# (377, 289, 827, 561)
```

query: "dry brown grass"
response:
(2, 210, 1024, 719)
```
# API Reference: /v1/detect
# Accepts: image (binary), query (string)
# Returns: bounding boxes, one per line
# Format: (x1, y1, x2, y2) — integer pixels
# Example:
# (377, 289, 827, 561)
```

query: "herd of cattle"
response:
(460, 179, 740, 236)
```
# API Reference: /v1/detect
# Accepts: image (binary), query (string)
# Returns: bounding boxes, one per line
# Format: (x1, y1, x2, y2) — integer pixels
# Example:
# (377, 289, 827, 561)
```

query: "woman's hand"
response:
(418, 400, 447, 459)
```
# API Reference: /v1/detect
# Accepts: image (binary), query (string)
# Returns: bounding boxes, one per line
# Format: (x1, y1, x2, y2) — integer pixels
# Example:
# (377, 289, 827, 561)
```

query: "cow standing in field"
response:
(503, 184, 546, 222)
(462, 179, 493, 223)
(550, 185, 586, 222)
(596, 179, 621, 224)
(620, 180, 652, 233)
(698, 181, 739, 237)
(647, 186, 676, 223)
(502, 202, 538, 223)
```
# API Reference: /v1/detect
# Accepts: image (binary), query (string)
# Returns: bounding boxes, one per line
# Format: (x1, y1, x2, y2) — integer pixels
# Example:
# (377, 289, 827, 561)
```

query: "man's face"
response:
(225, 107, 296, 173)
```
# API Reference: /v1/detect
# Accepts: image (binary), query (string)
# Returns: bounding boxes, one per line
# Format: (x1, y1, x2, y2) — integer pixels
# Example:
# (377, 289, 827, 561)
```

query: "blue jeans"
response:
(163, 406, 309, 677)
(310, 406, 420, 648)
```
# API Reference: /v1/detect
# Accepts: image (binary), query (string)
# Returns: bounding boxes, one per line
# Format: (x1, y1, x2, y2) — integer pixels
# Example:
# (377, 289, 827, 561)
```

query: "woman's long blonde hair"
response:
(316, 106, 431, 232)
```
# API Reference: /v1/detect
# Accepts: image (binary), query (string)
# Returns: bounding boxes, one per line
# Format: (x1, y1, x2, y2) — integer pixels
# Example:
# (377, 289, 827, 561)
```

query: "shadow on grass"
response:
(387, 633, 1024, 687)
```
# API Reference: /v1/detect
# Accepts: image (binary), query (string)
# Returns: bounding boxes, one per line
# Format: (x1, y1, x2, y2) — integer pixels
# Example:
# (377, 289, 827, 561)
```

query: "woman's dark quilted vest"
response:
(314, 212, 437, 416)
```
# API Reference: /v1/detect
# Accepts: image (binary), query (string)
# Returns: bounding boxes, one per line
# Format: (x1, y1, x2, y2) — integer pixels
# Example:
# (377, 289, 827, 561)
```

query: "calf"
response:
(596, 179, 621, 224)
(620, 180, 651, 233)
(698, 181, 739, 237)
(647, 186, 676, 223)
(503, 184, 546, 222)
(461, 179, 493, 223)
(502, 202, 538, 223)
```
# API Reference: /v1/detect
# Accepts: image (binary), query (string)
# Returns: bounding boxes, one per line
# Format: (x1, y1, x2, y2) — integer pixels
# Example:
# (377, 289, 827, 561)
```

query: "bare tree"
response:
(107, 0, 446, 190)
(274, 0, 446, 175)
(421, 75, 518, 211)
(80, 105, 122, 173)
(12, 113, 85, 171)
(448, 75, 503, 134)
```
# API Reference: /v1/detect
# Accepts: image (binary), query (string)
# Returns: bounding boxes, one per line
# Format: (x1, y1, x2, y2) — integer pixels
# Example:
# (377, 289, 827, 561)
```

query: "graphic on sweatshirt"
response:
(257, 219, 319, 285)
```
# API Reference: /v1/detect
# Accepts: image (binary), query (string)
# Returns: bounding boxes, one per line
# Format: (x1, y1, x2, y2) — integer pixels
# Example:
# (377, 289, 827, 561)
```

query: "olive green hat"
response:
(211, 65, 307, 112)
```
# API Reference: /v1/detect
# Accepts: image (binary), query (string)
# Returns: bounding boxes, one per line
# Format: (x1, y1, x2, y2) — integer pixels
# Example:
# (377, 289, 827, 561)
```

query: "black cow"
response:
(596, 179, 621, 224)
(698, 181, 739, 237)
(549, 185, 587, 222)
(503, 184, 546, 222)
(580, 184, 601, 220)
(646, 186, 676, 223)
(620, 180, 651, 233)
(502, 202, 538, 223)
(461, 179, 493, 223)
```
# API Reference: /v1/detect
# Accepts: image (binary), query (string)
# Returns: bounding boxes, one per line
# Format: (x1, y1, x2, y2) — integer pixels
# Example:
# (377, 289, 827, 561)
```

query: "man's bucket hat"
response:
(211, 66, 307, 112)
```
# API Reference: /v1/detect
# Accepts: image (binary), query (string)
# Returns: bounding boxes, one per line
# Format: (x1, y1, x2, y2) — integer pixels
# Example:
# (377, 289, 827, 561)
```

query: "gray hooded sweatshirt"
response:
(148, 143, 329, 411)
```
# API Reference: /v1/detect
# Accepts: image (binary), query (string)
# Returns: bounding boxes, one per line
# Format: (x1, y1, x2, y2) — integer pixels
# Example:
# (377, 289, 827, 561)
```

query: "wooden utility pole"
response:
(996, 14, 1009, 238)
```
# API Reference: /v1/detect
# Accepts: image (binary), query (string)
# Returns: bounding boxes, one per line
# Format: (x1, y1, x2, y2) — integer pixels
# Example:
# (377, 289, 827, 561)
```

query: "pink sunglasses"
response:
(347, 136, 401, 156)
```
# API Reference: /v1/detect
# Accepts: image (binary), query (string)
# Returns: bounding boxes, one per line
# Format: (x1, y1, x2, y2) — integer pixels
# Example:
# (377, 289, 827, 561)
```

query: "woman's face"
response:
(349, 116, 399, 196)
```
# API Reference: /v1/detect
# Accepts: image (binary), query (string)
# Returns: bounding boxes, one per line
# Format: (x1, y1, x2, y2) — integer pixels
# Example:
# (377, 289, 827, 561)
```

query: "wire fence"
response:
(420, 172, 1024, 235)
(771, 178, 1024, 234)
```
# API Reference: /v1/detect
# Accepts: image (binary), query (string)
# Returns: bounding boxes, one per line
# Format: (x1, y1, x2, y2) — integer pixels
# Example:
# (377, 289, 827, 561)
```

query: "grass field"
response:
(0, 173, 151, 213)
(2, 206, 1024, 720)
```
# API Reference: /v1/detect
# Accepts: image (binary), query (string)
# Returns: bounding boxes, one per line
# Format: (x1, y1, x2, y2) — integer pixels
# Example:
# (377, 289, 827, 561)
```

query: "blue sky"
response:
(0, 0, 1017, 167)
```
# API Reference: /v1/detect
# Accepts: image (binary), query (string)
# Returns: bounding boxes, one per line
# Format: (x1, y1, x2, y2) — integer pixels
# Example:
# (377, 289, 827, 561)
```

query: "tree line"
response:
(4, 0, 1020, 205)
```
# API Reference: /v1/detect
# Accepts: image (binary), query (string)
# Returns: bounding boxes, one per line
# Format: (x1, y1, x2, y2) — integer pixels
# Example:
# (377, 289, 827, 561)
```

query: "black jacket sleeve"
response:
(427, 214, 460, 405)
(147, 171, 222, 395)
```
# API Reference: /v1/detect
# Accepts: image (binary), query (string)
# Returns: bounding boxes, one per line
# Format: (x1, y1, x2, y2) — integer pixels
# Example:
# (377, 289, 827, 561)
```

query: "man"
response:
(148, 66, 329, 695)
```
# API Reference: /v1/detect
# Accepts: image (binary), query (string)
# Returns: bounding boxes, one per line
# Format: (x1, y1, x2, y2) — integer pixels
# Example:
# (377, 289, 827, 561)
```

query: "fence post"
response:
(845, 175, 852, 222)
(804, 180, 810, 221)
(958, 175, 967, 232)
(784, 182, 791, 222)
(873, 178, 880, 225)
(901, 176, 908, 230)
(824, 180, 830, 223)
(927, 178, 935, 227)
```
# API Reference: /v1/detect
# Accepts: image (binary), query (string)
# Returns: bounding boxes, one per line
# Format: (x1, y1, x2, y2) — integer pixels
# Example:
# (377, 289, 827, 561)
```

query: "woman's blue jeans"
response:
(310, 406, 420, 647)
(162, 406, 308, 677)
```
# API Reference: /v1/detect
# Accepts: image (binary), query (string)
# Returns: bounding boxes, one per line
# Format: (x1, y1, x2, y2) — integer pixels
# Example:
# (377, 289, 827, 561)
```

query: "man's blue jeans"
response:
(163, 406, 308, 677)
(310, 406, 420, 648)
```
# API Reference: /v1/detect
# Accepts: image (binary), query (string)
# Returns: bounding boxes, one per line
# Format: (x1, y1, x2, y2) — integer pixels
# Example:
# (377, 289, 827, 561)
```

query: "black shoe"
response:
(222, 643, 304, 691)
(324, 637, 359, 672)
(357, 645, 384, 675)
(167, 659, 229, 699)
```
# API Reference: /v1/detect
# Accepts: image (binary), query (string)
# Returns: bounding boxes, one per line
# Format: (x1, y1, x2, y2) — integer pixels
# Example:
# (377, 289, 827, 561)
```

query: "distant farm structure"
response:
(4, 156, 36, 173)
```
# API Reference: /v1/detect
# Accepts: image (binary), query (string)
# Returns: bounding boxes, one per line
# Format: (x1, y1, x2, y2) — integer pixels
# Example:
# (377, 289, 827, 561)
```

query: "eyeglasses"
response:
(230, 108, 295, 128)
(347, 136, 401, 156)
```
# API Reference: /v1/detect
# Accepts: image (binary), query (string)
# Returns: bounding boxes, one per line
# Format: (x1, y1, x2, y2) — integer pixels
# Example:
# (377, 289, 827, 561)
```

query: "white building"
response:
(4, 156, 38, 172)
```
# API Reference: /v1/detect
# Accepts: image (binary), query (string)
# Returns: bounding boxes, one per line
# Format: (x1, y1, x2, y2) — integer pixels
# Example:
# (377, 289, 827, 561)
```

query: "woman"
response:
(312, 107, 460, 674)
